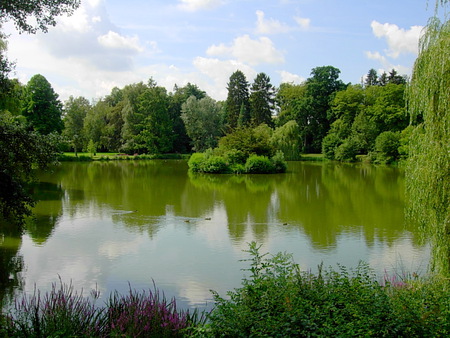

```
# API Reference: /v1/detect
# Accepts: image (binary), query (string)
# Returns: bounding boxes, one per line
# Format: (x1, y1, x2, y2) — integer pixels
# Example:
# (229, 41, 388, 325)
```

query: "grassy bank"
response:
(58, 152, 189, 161)
(2, 243, 449, 337)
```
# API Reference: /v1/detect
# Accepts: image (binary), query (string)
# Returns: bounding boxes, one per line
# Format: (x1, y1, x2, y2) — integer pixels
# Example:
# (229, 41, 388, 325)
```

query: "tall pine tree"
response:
(250, 72, 275, 128)
(225, 70, 250, 131)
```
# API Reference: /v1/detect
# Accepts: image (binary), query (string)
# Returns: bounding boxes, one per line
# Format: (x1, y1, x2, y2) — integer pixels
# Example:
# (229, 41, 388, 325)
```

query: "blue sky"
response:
(4, 0, 433, 102)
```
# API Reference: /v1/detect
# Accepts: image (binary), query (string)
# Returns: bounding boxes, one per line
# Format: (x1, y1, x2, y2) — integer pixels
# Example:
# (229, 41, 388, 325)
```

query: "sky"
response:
(3, 0, 434, 102)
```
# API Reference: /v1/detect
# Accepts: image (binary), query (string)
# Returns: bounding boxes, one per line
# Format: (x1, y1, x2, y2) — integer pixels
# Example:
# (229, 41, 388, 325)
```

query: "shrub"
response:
(271, 150, 287, 173)
(335, 137, 358, 162)
(245, 155, 275, 174)
(201, 156, 229, 173)
(223, 149, 246, 165)
(207, 243, 450, 337)
(187, 153, 206, 172)
(322, 133, 342, 160)
(374, 131, 400, 164)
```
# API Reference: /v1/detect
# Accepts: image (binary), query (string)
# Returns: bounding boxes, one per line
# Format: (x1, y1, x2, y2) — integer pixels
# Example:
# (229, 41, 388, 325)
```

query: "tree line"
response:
(2, 65, 409, 162)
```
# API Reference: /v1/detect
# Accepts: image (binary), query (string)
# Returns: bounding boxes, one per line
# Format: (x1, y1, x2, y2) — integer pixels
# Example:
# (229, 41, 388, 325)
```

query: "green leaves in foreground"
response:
(207, 242, 450, 337)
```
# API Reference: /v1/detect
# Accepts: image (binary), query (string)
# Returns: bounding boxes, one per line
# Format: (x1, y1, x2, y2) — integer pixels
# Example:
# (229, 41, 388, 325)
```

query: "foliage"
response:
(0, 0, 80, 34)
(188, 150, 286, 174)
(62, 96, 90, 154)
(322, 132, 342, 160)
(374, 131, 400, 164)
(2, 280, 204, 337)
(22, 74, 64, 134)
(334, 137, 359, 162)
(244, 155, 275, 174)
(0, 113, 59, 225)
(225, 70, 250, 130)
(207, 242, 450, 337)
(218, 125, 274, 159)
(249, 72, 275, 127)
(181, 96, 223, 152)
(270, 120, 302, 160)
(406, 13, 450, 275)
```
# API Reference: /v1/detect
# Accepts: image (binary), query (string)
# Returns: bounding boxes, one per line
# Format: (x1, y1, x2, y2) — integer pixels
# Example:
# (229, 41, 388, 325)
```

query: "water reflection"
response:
(0, 160, 429, 311)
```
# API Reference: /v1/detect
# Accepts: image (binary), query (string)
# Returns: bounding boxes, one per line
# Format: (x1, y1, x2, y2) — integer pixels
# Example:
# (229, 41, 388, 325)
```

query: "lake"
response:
(0, 160, 429, 311)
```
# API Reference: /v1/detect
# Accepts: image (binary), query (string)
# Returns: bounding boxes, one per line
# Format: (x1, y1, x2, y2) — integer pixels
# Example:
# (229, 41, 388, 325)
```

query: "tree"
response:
(225, 70, 250, 130)
(406, 9, 450, 275)
(305, 66, 346, 152)
(22, 74, 63, 134)
(387, 69, 407, 85)
(365, 69, 378, 87)
(169, 83, 206, 153)
(250, 73, 275, 128)
(83, 99, 108, 152)
(181, 96, 223, 152)
(0, 0, 80, 34)
(63, 96, 90, 155)
(0, 113, 59, 225)
(136, 83, 173, 154)
(270, 120, 301, 160)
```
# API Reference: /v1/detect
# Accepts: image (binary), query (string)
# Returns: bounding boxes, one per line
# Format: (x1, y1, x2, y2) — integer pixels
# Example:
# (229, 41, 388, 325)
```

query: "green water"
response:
(0, 160, 429, 310)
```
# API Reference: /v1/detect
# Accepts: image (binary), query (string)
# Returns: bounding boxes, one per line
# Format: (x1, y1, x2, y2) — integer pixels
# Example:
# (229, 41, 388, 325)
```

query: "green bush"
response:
(202, 156, 229, 173)
(223, 149, 246, 165)
(207, 243, 450, 337)
(335, 137, 358, 162)
(271, 150, 287, 173)
(322, 133, 342, 160)
(187, 153, 206, 172)
(374, 131, 400, 164)
(245, 155, 275, 174)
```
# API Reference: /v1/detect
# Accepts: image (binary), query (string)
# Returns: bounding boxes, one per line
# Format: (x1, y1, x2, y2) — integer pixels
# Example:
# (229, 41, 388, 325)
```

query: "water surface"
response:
(0, 160, 429, 310)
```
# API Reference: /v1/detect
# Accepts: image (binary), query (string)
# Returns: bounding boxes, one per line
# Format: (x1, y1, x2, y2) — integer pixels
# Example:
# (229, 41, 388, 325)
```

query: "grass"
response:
(299, 153, 326, 161)
(58, 152, 189, 161)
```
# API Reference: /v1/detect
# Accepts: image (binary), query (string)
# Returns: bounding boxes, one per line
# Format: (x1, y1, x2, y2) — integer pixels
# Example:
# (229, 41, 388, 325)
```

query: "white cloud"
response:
(255, 10, 291, 34)
(193, 57, 257, 100)
(294, 16, 311, 30)
(206, 35, 285, 66)
(177, 0, 223, 12)
(255, 11, 311, 34)
(370, 21, 423, 58)
(278, 70, 305, 84)
(365, 51, 410, 77)
(98, 31, 144, 52)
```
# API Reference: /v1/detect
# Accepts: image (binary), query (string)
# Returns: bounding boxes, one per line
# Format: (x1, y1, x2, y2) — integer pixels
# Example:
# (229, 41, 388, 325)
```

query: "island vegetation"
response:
(1, 0, 449, 335)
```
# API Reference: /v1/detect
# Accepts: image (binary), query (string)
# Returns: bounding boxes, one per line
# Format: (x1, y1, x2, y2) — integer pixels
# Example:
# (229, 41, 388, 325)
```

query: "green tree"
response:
(305, 66, 346, 152)
(22, 74, 63, 134)
(135, 82, 173, 154)
(270, 120, 301, 160)
(181, 96, 223, 152)
(225, 70, 250, 130)
(387, 69, 407, 85)
(169, 83, 206, 153)
(62, 96, 90, 155)
(367, 83, 408, 133)
(0, 113, 59, 225)
(250, 72, 275, 128)
(0, 0, 80, 34)
(83, 99, 108, 151)
(406, 8, 450, 275)
(374, 131, 400, 164)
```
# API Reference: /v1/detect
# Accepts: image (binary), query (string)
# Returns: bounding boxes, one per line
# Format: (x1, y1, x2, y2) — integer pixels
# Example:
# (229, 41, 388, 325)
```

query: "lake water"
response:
(0, 160, 430, 311)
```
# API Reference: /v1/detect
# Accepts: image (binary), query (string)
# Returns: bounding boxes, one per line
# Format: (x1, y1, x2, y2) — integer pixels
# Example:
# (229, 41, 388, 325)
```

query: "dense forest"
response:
(1, 64, 410, 164)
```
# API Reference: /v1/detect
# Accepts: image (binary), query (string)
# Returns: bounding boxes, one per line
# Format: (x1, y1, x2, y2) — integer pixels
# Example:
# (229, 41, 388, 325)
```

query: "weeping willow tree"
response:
(406, 1, 450, 275)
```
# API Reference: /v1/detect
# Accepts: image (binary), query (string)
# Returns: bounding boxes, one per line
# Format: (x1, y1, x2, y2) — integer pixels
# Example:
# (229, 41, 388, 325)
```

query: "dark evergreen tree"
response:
(225, 70, 250, 131)
(388, 69, 407, 85)
(378, 72, 388, 86)
(22, 74, 63, 134)
(250, 72, 275, 128)
(365, 68, 378, 87)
